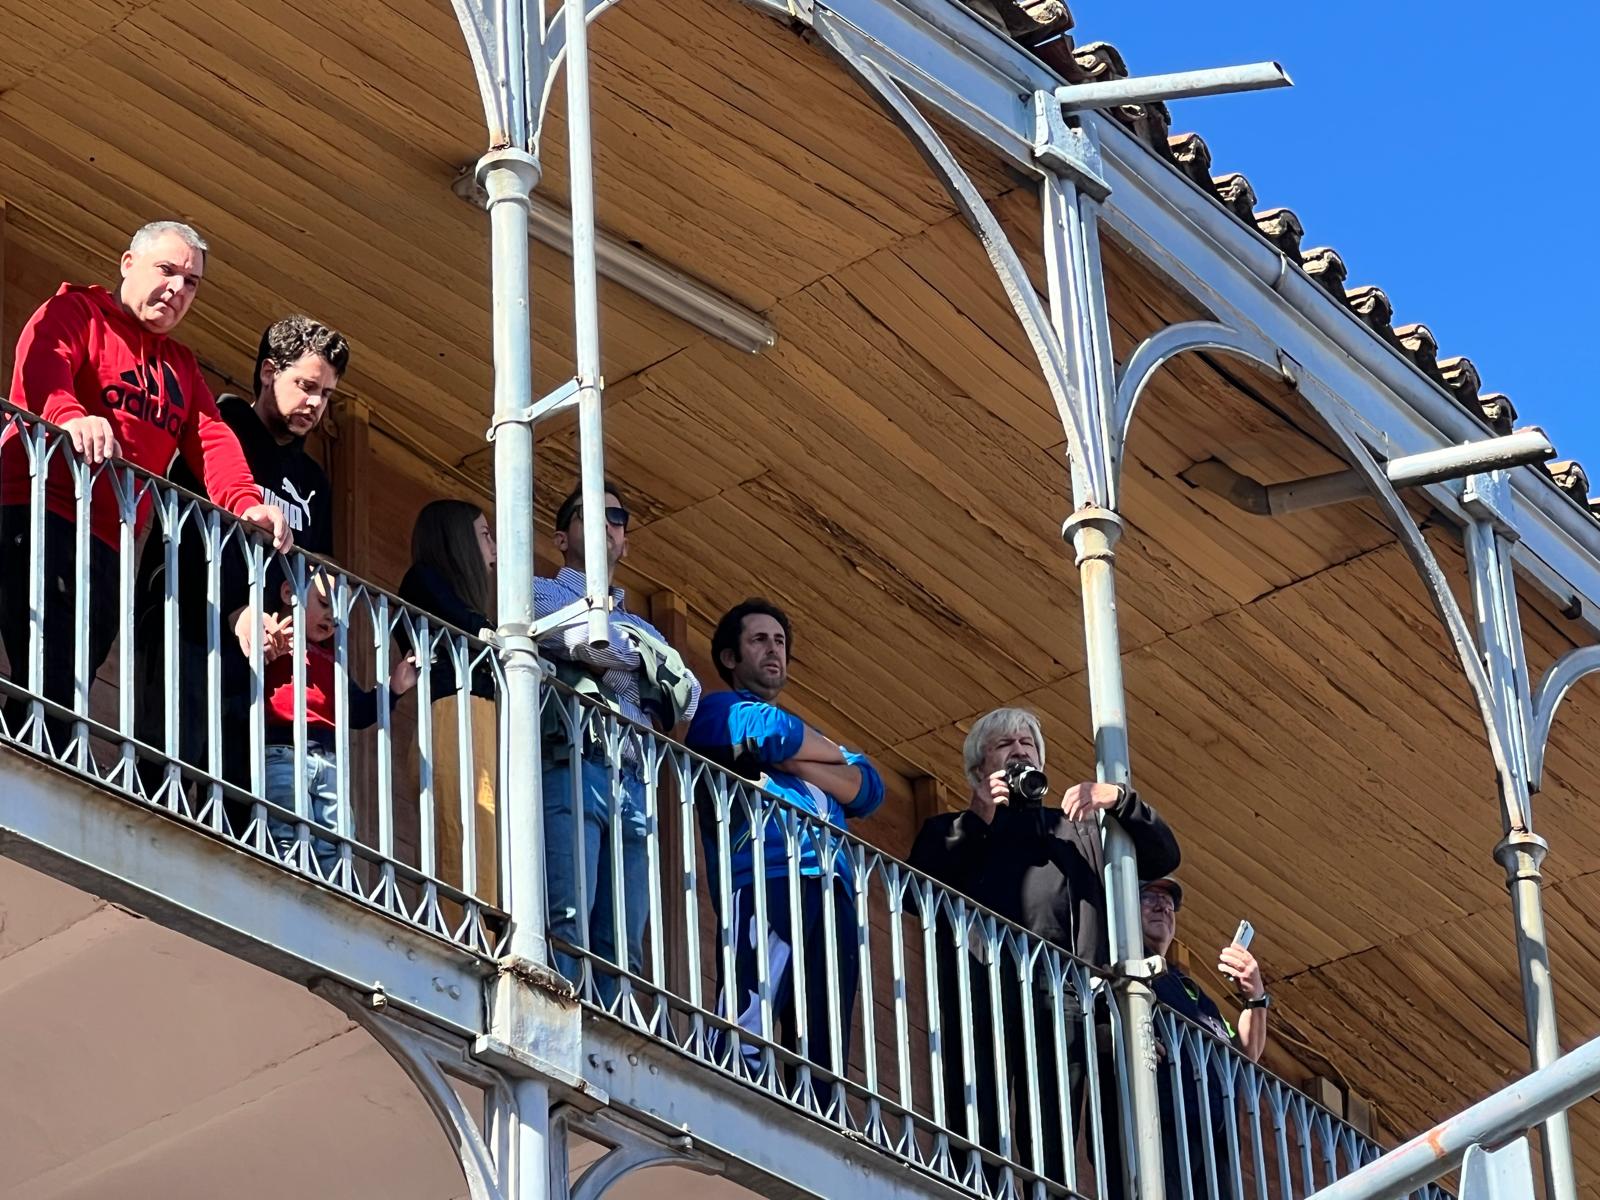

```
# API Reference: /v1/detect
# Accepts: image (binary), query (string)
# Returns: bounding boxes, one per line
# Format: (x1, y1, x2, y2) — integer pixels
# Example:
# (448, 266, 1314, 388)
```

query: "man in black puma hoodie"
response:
(135, 316, 348, 806)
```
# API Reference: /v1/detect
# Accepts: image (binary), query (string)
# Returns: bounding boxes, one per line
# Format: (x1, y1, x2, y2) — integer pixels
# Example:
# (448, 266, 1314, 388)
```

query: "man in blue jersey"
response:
(686, 598, 884, 1080)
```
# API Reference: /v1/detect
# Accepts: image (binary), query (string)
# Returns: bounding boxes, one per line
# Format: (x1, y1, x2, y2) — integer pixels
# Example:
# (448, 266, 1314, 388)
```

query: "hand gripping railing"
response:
(0, 401, 508, 956)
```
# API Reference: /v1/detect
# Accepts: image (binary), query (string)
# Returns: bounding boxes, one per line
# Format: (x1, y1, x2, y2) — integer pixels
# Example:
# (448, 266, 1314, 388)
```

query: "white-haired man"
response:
(908, 706, 1180, 1183)
(0, 221, 291, 753)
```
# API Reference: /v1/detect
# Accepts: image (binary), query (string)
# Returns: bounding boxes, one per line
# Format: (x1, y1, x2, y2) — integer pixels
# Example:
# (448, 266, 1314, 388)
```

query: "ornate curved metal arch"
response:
(453, 0, 802, 160)
(1528, 646, 1600, 791)
(550, 1106, 720, 1200)
(1289, 381, 1524, 823)
(451, 0, 538, 152)
(1112, 320, 1282, 454)
(806, 17, 1092, 491)
(317, 982, 515, 1200)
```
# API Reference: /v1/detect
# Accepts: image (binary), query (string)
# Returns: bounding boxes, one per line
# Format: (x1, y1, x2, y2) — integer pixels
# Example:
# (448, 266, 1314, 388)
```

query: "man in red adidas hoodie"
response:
(0, 220, 291, 753)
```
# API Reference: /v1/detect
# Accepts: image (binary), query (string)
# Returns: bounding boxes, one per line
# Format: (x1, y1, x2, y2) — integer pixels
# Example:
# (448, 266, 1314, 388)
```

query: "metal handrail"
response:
(537, 679, 1434, 1200)
(0, 403, 508, 954)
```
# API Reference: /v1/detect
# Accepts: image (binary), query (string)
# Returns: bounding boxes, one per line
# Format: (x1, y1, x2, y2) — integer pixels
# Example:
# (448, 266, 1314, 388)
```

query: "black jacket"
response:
(397, 562, 496, 701)
(908, 787, 1180, 967)
(137, 393, 333, 633)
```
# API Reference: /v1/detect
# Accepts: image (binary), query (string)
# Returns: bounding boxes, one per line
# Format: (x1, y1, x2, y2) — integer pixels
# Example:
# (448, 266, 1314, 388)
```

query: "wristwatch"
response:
(1242, 993, 1271, 1010)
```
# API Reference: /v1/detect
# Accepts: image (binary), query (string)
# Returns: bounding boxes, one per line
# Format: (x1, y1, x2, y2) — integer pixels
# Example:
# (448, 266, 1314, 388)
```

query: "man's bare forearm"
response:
(783, 725, 847, 764)
(1238, 1009, 1267, 1063)
(778, 757, 863, 803)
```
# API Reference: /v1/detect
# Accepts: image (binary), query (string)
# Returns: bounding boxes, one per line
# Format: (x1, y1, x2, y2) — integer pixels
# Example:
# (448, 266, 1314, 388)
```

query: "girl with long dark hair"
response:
(399, 499, 498, 905)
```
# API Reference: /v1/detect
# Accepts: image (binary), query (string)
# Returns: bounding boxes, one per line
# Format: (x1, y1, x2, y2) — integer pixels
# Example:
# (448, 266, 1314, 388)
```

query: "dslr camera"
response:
(1002, 759, 1050, 807)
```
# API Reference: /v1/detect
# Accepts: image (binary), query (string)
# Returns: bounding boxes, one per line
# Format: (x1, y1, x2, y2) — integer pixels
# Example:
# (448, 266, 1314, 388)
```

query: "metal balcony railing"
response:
(540, 683, 1450, 1200)
(0, 401, 1449, 1200)
(0, 401, 508, 955)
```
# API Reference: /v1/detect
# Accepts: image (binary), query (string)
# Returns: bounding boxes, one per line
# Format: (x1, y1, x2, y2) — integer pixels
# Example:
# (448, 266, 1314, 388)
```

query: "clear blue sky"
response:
(1083, 2, 1599, 467)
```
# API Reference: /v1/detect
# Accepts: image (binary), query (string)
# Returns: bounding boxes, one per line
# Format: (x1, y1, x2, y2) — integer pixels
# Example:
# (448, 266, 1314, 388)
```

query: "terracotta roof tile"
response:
(963, 0, 1074, 42)
(1072, 39, 1127, 81)
(1167, 132, 1213, 188)
(1254, 207, 1304, 258)
(1548, 460, 1590, 507)
(1212, 173, 1257, 223)
(1345, 285, 1399, 344)
(1117, 102, 1172, 153)
(1300, 246, 1348, 300)
(1394, 323, 1445, 383)
(1478, 393, 1517, 437)
(1438, 356, 1482, 420)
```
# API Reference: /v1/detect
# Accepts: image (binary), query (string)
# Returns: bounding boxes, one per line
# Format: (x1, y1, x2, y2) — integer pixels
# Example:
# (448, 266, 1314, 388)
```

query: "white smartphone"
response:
(1233, 919, 1255, 949)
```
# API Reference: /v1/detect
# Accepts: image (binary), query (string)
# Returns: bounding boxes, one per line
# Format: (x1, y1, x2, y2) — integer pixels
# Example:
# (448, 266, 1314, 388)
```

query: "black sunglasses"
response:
(592, 505, 630, 529)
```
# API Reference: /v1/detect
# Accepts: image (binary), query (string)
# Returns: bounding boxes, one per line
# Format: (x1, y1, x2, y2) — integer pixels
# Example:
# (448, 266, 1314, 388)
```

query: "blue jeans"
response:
(264, 745, 343, 877)
(542, 757, 647, 1004)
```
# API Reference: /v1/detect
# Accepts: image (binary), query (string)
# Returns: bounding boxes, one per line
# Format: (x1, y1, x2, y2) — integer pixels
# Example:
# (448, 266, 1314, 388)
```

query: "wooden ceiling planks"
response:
(0, 0, 137, 94)
(2, 0, 1598, 1166)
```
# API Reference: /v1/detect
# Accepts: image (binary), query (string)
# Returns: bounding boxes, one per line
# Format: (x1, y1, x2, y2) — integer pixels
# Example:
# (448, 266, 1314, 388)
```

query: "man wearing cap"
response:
(1135, 875, 1270, 1200)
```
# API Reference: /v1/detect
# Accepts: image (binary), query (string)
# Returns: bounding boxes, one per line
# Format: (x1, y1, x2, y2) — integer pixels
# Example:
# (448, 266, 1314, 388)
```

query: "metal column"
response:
(479, 146, 551, 967)
(1042, 163, 1166, 1200)
(512, 1078, 555, 1200)
(1462, 498, 1577, 1200)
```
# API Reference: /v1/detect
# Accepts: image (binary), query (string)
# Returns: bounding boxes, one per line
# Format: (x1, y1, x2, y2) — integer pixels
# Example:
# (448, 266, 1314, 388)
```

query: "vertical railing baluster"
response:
(203, 507, 224, 830)
(748, 789, 776, 1090)
(115, 467, 139, 783)
(680, 754, 706, 1053)
(374, 594, 395, 863)
(69, 450, 92, 772)
(331, 571, 353, 890)
(24, 426, 49, 754)
(854, 848, 880, 1140)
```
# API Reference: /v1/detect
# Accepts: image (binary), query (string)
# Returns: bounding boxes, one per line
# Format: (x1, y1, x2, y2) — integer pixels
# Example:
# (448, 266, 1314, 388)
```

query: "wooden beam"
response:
(331, 395, 373, 572)
(648, 586, 693, 1001)
(911, 775, 945, 825)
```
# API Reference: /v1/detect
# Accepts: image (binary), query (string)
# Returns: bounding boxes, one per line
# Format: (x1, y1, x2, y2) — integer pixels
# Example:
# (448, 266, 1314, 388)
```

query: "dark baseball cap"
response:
(1141, 876, 1184, 911)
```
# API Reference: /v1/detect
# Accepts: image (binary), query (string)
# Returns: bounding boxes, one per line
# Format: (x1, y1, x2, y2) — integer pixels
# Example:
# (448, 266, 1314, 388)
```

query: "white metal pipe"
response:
(1272, 429, 1555, 514)
(1307, 1034, 1600, 1200)
(1057, 62, 1290, 113)
(1467, 513, 1579, 1200)
(564, 0, 612, 649)
(1044, 162, 1166, 1200)
(478, 146, 549, 966)
(1185, 429, 1556, 517)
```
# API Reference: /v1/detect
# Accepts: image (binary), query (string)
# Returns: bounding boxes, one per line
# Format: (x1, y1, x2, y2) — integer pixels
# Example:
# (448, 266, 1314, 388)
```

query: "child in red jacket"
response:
(262, 569, 417, 877)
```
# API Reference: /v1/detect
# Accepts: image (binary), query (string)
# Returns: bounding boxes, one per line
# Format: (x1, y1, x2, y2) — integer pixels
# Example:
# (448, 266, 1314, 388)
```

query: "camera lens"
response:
(1004, 761, 1050, 806)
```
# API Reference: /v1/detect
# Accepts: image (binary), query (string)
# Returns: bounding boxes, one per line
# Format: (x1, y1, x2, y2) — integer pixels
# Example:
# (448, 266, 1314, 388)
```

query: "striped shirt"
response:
(533, 567, 701, 734)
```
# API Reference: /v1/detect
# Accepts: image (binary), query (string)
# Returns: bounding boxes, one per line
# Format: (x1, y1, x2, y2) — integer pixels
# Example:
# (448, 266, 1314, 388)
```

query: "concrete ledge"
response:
(0, 745, 491, 1034)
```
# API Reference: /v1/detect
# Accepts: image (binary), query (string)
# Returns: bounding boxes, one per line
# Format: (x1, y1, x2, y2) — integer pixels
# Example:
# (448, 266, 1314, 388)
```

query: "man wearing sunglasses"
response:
(534, 480, 701, 1003)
